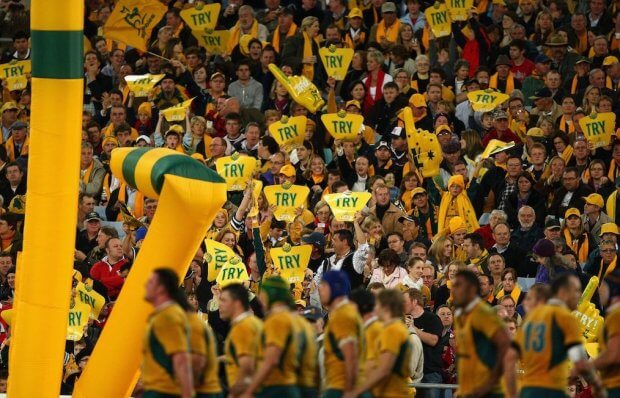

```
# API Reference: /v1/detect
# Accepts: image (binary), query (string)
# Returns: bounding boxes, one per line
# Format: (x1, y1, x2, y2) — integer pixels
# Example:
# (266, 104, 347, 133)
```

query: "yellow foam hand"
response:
(573, 276, 604, 342)
(268, 63, 325, 113)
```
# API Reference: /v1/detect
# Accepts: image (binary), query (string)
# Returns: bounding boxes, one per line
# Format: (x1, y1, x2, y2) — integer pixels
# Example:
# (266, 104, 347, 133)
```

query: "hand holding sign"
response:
(216, 153, 260, 191)
(268, 63, 325, 113)
(572, 276, 604, 342)
(216, 256, 249, 287)
(424, 2, 452, 38)
(161, 98, 195, 122)
(270, 244, 311, 283)
(403, 107, 443, 177)
(204, 239, 238, 282)
(180, 3, 221, 32)
(264, 182, 310, 222)
(467, 89, 510, 112)
(125, 74, 165, 97)
(321, 111, 364, 142)
(324, 191, 372, 221)
(319, 46, 354, 81)
(268, 115, 307, 151)
(194, 29, 230, 55)
(248, 179, 263, 218)
(446, 0, 474, 21)
(0, 60, 31, 91)
(579, 112, 616, 149)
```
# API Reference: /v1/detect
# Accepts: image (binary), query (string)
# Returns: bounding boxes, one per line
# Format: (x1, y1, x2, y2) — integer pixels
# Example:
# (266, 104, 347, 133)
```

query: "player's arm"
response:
(503, 344, 520, 398)
(342, 339, 359, 392)
(241, 344, 283, 397)
(472, 327, 511, 397)
(568, 343, 604, 394)
(592, 333, 620, 371)
(346, 351, 395, 398)
(228, 354, 255, 396)
(172, 352, 194, 398)
(191, 353, 206, 386)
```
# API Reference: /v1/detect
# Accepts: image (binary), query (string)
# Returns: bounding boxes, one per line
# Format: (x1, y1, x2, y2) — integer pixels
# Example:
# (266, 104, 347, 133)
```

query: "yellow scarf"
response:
(606, 190, 618, 222)
(228, 19, 259, 54)
(438, 175, 480, 233)
(272, 23, 297, 53)
(609, 159, 618, 181)
(302, 31, 316, 81)
(4, 136, 29, 162)
(375, 18, 401, 44)
(489, 72, 515, 94)
(81, 162, 94, 185)
(598, 256, 618, 281)
(560, 145, 573, 164)
(495, 283, 522, 303)
(576, 31, 588, 55)
(559, 115, 575, 134)
(611, 33, 620, 52)
(563, 228, 589, 264)
(117, 183, 145, 220)
(345, 30, 366, 49)
(470, 249, 490, 273)
(571, 75, 580, 94)
(475, 0, 489, 14)
(606, 76, 620, 91)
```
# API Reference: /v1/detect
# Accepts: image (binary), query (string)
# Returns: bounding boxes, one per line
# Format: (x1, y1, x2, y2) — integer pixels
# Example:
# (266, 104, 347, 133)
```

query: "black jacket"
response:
(548, 183, 593, 219)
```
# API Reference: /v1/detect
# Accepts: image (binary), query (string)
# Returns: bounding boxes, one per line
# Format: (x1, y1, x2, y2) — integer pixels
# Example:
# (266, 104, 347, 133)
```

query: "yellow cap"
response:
(526, 127, 544, 137)
(1, 101, 18, 113)
(411, 187, 427, 197)
(564, 207, 581, 218)
(348, 7, 363, 19)
(600, 223, 619, 236)
(345, 100, 361, 109)
(279, 164, 296, 177)
(409, 93, 426, 108)
(585, 193, 604, 208)
(449, 216, 467, 234)
(493, 0, 506, 5)
(603, 56, 619, 67)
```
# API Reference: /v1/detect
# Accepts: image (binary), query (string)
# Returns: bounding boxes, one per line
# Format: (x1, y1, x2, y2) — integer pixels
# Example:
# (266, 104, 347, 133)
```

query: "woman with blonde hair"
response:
(410, 54, 430, 93)
(582, 85, 601, 115)
(435, 260, 465, 307)
(206, 209, 230, 241)
(281, 16, 323, 84)
(397, 22, 422, 56)
(185, 116, 212, 157)
(530, 11, 554, 49)
(428, 234, 454, 275)
(399, 171, 421, 212)
(460, 129, 484, 165)
(262, 79, 290, 113)
(215, 228, 243, 258)
(362, 50, 393, 107)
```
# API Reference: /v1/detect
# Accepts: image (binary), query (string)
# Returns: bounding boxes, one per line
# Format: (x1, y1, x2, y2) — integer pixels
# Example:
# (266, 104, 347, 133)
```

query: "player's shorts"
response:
(608, 388, 620, 398)
(257, 385, 302, 398)
(300, 386, 319, 398)
(142, 392, 180, 398)
(196, 393, 224, 398)
(520, 387, 567, 398)
(322, 390, 373, 398)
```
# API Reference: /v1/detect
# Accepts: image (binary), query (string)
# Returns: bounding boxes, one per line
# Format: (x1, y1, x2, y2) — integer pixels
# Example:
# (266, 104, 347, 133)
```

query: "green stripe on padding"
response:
(473, 327, 497, 369)
(31, 30, 83, 79)
(122, 147, 150, 190)
(150, 154, 225, 194)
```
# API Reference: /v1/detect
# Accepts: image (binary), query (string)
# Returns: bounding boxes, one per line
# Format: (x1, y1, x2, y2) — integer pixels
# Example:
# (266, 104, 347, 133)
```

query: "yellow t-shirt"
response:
(598, 305, 620, 390)
(362, 317, 383, 378)
(455, 299, 505, 396)
(324, 301, 364, 391)
(224, 312, 264, 386)
(515, 301, 583, 391)
(142, 303, 190, 395)
(187, 313, 222, 394)
(260, 309, 299, 387)
(293, 314, 319, 388)
(373, 319, 412, 398)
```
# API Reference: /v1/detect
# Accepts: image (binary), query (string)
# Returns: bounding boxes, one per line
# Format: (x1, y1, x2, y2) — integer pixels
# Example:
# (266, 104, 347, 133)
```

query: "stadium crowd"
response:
(0, 0, 619, 396)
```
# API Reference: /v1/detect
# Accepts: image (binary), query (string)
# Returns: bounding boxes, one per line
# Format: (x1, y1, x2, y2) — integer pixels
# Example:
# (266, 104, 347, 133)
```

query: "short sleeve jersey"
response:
(142, 303, 190, 394)
(293, 314, 319, 388)
(323, 301, 364, 391)
(515, 302, 583, 391)
(187, 313, 222, 394)
(362, 317, 384, 378)
(598, 305, 620, 390)
(224, 313, 263, 386)
(455, 300, 505, 396)
(260, 310, 299, 387)
(373, 320, 412, 398)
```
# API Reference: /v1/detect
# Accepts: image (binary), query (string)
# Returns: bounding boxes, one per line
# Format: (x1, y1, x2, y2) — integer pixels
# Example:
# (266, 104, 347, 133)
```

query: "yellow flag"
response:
(321, 111, 364, 142)
(264, 183, 310, 222)
(125, 74, 165, 97)
(480, 139, 515, 160)
(103, 0, 168, 52)
(248, 179, 263, 218)
(204, 239, 238, 282)
(216, 256, 249, 287)
(268, 63, 325, 113)
(270, 244, 311, 283)
(194, 30, 230, 55)
(467, 89, 510, 112)
(425, 3, 451, 38)
(180, 3, 221, 32)
(403, 107, 443, 177)
(446, 0, 473, 21)
(324, 191, 372, 221)
(319, 46, 354, 80)
(573, 276, 604, 342)
(67, 302, 91, 341)
(75, 281, 106, 319)
(0, 60, 30, 91)
(161, 98, 195, 122)
(5, 75, 27, 91)
(579, 112, 616, 149)
(216, 153, 260, 191)
(268, 115, 307, 151)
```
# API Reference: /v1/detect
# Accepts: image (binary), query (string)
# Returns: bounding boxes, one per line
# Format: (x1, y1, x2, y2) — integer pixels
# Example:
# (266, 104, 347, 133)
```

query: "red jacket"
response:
(90, 257, 128, 299)
(481, 128, 522, 147)
(475, 224, 496, 249)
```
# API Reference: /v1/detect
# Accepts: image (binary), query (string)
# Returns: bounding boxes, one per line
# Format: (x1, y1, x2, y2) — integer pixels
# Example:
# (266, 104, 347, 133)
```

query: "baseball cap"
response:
(575, 56, 592, 65)
(210, 72, 226, 81)
(603, 56, 619, 67)
(1, 102, 18, 113)
(534, 54, 551, 64)
(9, 120, 27, 131)
(600, 223, 620, 236)
(295, 299, 307, 308)
(530, 87, 552, 100)
(584, 193, 604, 208)
(278, 164, 296, 177)
(302, 232, 326, 247)
(136, 135, 151, 145)
(348, 7, 363, 18)
(544, 217, 561, 230)
(345, 100, 361, 110)
(381, 2, 397, 13)
(526, 127, 544, 137)
(435, 125, 452, 135)
(494, 110, 508, 120)
(411, 187, 427, 197)
(409, 93, 427, 108)
(375, 140, 390, 150)
(564, 208, 581, 219)
(398, 214, 416, 223)
(85, 211, 102, 222)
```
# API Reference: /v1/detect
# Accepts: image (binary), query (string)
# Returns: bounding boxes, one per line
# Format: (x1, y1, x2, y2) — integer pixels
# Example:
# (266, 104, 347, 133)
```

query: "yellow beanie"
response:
(138, 102, 152, 117)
